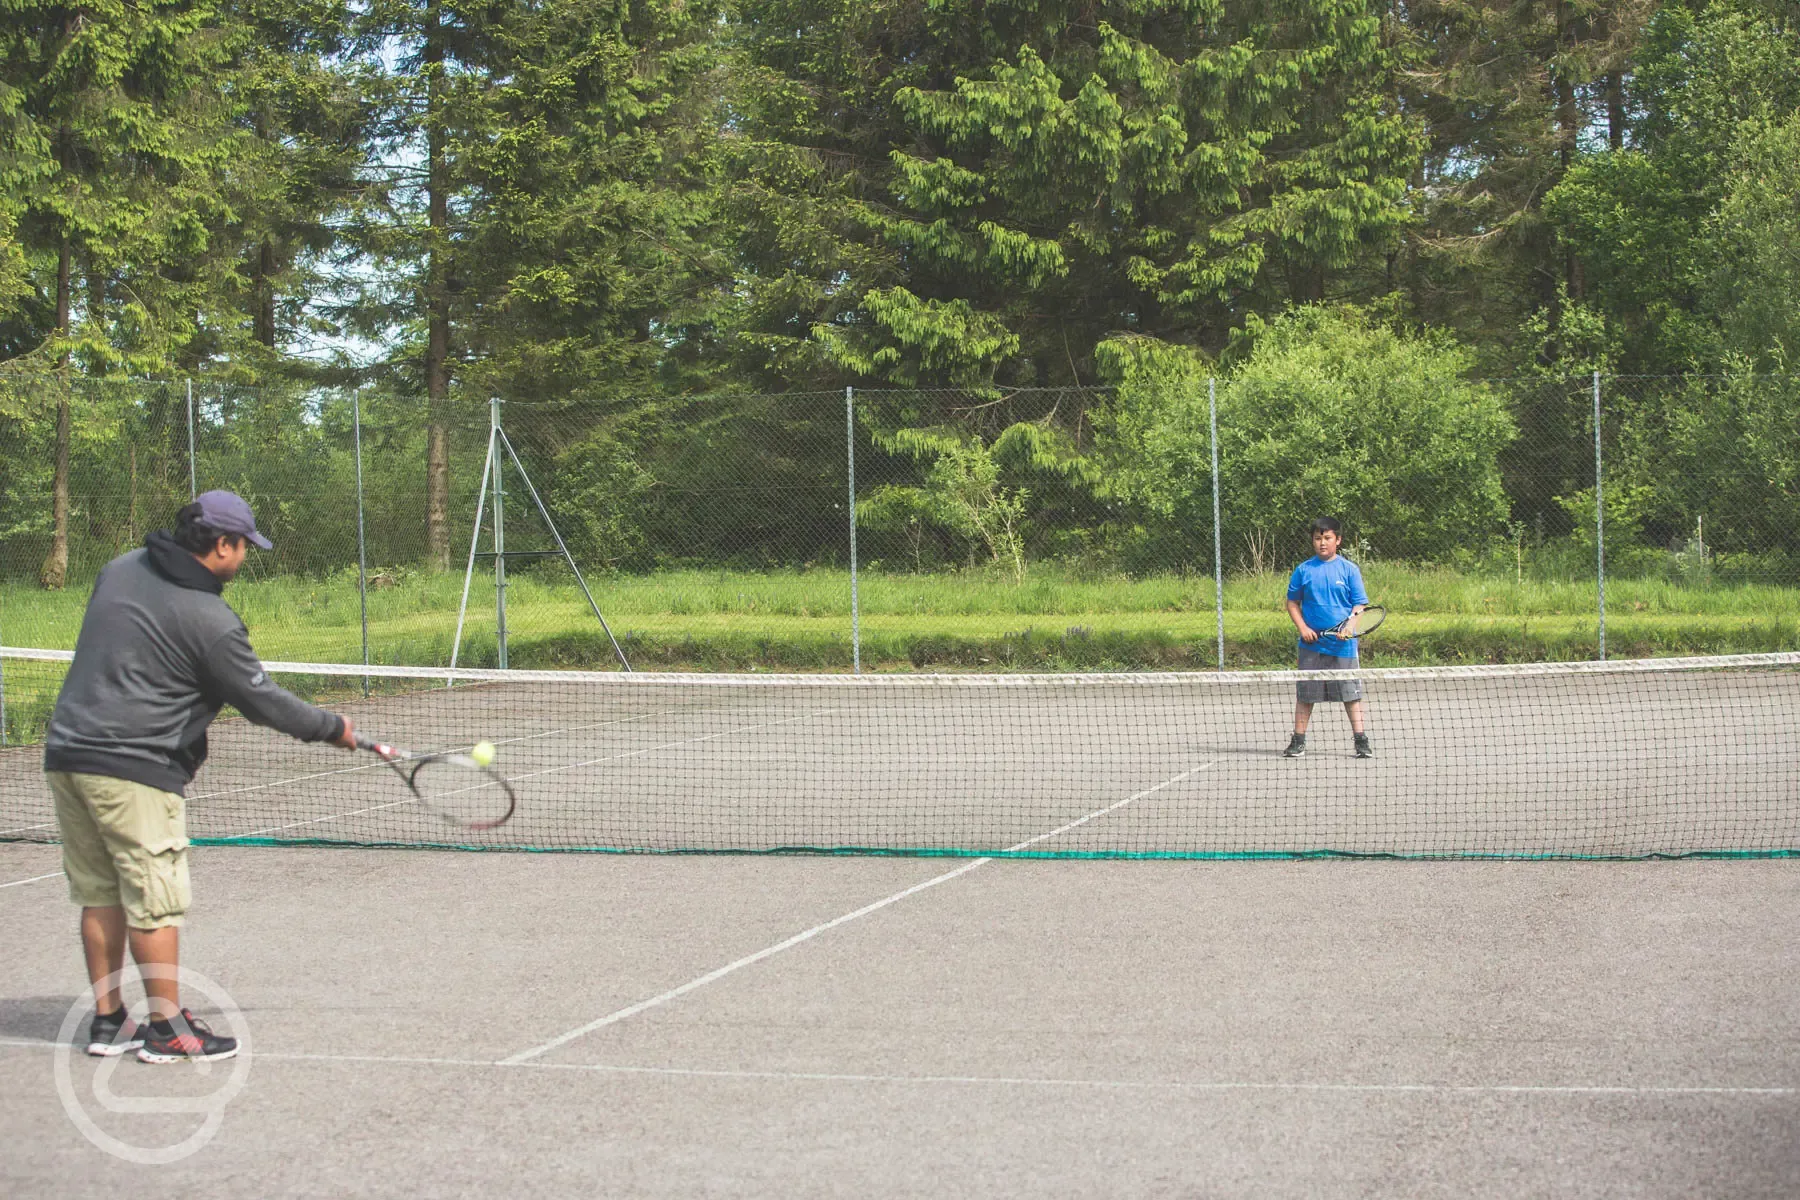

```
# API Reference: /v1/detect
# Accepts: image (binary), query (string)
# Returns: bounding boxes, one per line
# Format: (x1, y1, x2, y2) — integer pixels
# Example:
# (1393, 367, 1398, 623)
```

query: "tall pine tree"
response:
(729, 0, 1420, 399)
(0, 0, 239, 585)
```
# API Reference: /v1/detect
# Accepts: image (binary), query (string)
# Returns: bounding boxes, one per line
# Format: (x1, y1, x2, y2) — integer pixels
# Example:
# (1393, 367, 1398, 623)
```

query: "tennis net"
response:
(2, 647, 1796, 859)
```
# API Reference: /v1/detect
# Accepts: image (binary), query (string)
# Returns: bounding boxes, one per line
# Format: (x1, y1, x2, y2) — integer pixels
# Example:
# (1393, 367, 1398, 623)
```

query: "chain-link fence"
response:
(2, 372, 1797, 691)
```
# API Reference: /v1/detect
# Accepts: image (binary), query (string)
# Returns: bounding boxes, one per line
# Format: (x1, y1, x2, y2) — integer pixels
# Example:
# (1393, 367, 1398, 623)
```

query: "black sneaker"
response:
(1354, 733, 1373, 759)
(137, 1009, 239, 1064)
(85, 1008, 144, 1058)
(1282, 733, 1307, 758)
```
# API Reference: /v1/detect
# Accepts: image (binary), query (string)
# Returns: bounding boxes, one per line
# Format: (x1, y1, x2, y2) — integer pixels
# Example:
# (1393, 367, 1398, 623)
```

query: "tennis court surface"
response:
(2, 649, 1798, 1194)
(3, 843, 1798, 1196)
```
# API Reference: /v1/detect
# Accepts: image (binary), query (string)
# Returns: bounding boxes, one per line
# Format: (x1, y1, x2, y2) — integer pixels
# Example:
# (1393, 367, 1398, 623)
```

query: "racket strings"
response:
(408, 756, 517, 829)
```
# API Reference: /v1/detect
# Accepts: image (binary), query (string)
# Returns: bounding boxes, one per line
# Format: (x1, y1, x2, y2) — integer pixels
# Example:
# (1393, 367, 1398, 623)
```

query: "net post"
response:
(495, 428, 632, 671)
(1209, 376, 1224, 670)
(449, 413, 497, 675)
(1593, 369, 1606, 661)
(353, 391, 370, 695)
(491, 396, 508, 670)
(846, 385, 861, 675)
(185, 378, 196, 500)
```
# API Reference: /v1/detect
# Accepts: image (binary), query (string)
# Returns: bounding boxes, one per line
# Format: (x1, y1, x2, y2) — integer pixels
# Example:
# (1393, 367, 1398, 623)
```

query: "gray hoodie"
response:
(43, 532, 346, 794)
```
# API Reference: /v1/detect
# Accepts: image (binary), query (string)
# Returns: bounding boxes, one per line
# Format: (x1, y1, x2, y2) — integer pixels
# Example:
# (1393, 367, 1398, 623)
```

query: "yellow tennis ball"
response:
(470, 741, 496, 767)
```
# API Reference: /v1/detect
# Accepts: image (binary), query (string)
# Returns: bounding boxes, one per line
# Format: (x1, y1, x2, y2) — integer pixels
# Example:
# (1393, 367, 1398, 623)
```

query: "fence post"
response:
(185, 379, 197, 500)
(491, 397, 508, 669)
(1593, 370, 1606, 661)
(846, 385, 861, 675)
(353, 392, 370, 692)
(1209, 376, 1224, 669)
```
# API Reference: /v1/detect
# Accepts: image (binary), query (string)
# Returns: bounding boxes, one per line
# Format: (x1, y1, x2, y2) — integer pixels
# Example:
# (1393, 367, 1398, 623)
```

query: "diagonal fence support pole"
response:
(847, 385, 861, 675)
(496, 428, 632, 672)
(448, 415, 498, 676)
(1209, 376, 1225, 670)
(1594, 370, 1606, 662)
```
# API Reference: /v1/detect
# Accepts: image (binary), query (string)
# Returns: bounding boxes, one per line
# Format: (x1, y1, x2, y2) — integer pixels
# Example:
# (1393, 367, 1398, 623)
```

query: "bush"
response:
(1097, 307, 1515, 569)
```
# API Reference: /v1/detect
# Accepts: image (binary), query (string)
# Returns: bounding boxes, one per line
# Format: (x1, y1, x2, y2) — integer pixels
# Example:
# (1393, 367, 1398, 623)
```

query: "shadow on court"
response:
(3, 841, 1799, 1198)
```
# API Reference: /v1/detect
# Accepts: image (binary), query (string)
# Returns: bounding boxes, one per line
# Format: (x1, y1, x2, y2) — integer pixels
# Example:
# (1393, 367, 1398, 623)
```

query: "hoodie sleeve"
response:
(198, 623, 346, 744)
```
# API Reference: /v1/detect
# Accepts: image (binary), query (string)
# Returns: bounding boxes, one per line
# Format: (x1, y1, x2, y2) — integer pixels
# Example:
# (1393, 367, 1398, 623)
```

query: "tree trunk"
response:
(252, 107, 278, 350)
(424, 0, 451, 569)
(1553, 69, 1584, 300)
(41, 237, 72, 590)
(1606, 72, 1624, 150)
(255, 235, 277, 348)
(1290, 263, 1326, 305)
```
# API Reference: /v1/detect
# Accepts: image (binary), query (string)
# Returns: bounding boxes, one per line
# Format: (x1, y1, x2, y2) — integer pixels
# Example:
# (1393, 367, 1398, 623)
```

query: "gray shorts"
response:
(1296, 645, 1363, 704)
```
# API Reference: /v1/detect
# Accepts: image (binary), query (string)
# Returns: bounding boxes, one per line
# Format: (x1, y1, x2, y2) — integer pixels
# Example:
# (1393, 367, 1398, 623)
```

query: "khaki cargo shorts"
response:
(47, 771, 190, 929)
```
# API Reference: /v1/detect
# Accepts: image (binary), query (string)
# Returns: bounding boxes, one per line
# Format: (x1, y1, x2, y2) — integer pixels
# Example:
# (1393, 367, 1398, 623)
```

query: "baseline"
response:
(2, 1040, 1791, 1097)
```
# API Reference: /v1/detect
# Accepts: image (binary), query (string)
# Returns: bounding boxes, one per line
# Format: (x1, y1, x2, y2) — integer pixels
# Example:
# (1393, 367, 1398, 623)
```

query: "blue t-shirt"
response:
(1287, 555, 1369, 658)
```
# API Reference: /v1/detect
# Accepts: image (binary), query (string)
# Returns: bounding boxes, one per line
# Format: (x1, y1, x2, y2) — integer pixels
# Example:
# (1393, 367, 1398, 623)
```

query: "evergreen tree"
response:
(730, 0, 1420, 399)
(452, 0, 732, 403)
(346, 0, 508, 567)
(0, 0, 240, 586)
(1393, 0, 1656, 369)
(1545, 0, 1800, 372)
(208, 0, 374, 372)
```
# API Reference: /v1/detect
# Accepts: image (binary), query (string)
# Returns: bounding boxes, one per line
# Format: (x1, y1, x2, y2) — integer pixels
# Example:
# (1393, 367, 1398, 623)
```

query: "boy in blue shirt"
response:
(1282, 517, 1372, 759)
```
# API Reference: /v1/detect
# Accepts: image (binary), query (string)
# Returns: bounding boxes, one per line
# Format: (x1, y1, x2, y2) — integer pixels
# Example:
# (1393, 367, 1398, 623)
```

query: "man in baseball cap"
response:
(43, 492, 356, 1062)
(192, 489, 274, 550)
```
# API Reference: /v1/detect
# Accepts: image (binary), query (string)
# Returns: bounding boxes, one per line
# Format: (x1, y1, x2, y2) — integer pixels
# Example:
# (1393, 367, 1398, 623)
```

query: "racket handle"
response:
(356, 735, 399, 758)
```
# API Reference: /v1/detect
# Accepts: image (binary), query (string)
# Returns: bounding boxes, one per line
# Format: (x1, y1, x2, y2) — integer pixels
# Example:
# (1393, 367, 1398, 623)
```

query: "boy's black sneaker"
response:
(1282, 733, 1307, 758)
(85, 1008, 144, 1058)
(137, 1010, 239, 1064)
(1354, 733, 1373, 759)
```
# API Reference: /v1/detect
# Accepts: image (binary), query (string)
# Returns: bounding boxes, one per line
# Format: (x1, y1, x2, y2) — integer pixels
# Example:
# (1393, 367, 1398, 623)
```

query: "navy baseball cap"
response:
(194, 490, 273, 550)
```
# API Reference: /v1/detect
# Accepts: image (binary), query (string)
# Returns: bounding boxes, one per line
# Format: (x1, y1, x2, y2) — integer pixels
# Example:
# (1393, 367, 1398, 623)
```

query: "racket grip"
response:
(356, 735, 398, 758)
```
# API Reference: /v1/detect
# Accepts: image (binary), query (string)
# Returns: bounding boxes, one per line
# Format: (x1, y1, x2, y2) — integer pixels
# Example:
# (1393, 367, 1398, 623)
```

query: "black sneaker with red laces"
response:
(136, 1009, 239, 1063)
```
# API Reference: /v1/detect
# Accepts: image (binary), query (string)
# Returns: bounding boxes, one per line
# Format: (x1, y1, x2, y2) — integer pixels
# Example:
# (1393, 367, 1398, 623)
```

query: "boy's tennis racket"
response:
(1321, 605, 1386, 642)
(358, 735, 518, 830)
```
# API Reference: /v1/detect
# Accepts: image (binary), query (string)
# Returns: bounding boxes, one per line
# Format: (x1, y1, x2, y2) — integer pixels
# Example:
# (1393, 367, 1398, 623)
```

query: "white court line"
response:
(0, 870, 63, 889)
(0, 1039, 1792, 1096)
(502, 764, 1214, 1066)
(232, 709, 839, 839)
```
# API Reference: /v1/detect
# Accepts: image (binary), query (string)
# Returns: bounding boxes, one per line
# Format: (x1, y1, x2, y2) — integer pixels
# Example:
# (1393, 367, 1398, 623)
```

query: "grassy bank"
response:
(4, 564, 1796, 743)
(5, 563, 1798, 670)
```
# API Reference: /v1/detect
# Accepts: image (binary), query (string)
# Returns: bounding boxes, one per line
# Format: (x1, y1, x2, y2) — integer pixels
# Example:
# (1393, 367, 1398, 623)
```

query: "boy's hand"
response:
(333, 717, 358, 750)
(1298, 624, 1318, 643)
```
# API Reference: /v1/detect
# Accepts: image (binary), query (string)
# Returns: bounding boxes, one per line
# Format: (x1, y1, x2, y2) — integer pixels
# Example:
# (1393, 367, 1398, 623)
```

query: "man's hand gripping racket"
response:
(356, 734, 518, 830)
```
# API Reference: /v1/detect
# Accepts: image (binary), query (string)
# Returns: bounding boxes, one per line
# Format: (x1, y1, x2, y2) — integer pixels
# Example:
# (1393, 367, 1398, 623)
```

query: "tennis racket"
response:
(1321, 604, 1386, 642)
(357, 735, 518, 830)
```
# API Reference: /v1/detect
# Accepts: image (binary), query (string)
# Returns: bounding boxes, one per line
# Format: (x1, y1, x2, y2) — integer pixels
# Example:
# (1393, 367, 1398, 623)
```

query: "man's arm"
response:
(199, 625, 357, 748)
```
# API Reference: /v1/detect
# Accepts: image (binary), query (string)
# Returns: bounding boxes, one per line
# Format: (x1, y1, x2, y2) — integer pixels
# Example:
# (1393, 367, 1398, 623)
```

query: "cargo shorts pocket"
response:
(116, 843, 191, 928)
